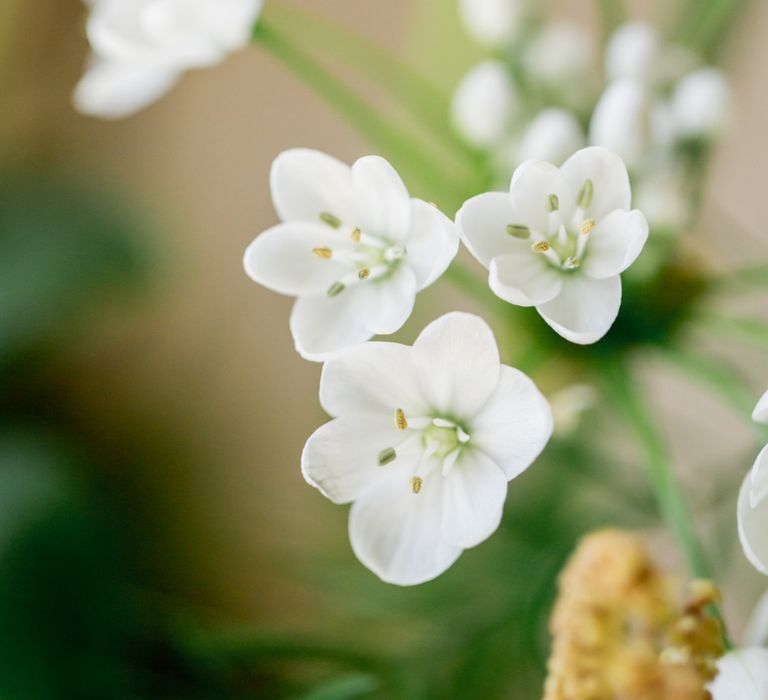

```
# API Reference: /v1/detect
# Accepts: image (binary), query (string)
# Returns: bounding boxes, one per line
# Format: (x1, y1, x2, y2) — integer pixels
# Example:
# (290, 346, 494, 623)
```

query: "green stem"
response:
(605, 359, 731, 647)
(678, 0, 750, 59)
(253, 21, 470, 210)
(596, 0, 624, 42)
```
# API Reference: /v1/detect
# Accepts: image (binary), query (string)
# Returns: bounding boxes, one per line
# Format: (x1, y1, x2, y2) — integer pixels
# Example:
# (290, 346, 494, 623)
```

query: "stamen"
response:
(312, 247, 333, 259)
(358, 267, 370, 280)
(350, 227, 361, 243)
(395, 408, 408, 431)
(546, 193, 560, 212)
(506, 224, 530, 239)
(457, 427, 470, 444)
(577, 179, 594, 209)
(557, 223, 568, 247)
(319, 212, 342, 228)
(326, 282, 345, 297)
(532, 240, 551, 254)
(432, 417, 455, 428)
(580, 218, 595, 235)
(384, 245, 406, 263)
(441, 449, 460, 476)
(563, 256, 580, 269)
(378, 447, 397, 465)
(411, 476, 423, 494)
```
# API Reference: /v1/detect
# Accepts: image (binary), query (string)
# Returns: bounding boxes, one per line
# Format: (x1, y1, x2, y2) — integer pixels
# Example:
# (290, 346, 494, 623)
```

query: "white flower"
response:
(457, 147, 649, 344)
(301, 312, 552, 585)
(605, 21, 661, 84)
(738, 390, 768, 574)
(452, 61, 519, 148)
(516, 109, 585, 166)
(243, 150, 459, 361)
(73, 0, 263, 119)
(670, 67, 730, 141)
(589, 79, 651, 169)
(458, 0, 530, 47)
(709, 649, 768, 699)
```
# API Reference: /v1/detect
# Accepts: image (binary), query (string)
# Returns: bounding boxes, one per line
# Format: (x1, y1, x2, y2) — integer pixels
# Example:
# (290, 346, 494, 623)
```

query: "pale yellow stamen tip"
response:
(532, 241, 551, 254)
(411, 476, 423, 494)
(395, 408, 407, 431)
(312, 247, 333, 259)
(580, 218, 595, 235)
(350, 227, 361, 243)
(358, 267, 370, 280)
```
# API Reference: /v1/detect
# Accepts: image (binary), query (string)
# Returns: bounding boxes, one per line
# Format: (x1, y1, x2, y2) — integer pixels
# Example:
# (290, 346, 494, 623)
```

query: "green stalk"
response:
(605, 359, 731, 647)
(595, 0, 624, 42)
(678, 0, 750, 59)
(253, 21, 469, 209)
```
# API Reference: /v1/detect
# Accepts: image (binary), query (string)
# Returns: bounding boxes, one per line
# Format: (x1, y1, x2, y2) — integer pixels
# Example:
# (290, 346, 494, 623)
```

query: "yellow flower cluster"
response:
(543, 529, 724, 700)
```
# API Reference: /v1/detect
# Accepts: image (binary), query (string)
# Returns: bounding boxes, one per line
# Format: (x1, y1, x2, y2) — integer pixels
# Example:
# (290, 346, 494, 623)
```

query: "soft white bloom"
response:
(670, 67, 730, 140)
(243, 150, 459, 361)
(605, 21, 661, 83)
(457, 147, 649, 344)
(738, 390, 768, 574)
(589, 80, 651, 169)
(74, 0, 263, 119)
(452, 61, 519, 148)
(516, 109, 585, 166)
(635, 167, 690, 231)
(709, 648, 768, 699)
(458, 0, 530, 47)
(550, 383, 596, 437)
(301, 312, 552, 585)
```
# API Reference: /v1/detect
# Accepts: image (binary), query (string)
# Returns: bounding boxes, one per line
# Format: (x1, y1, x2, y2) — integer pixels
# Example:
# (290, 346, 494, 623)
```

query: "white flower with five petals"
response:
(74, 0, 263, 119)
(243, 149, 459, 361)
(301, 312, 552, 585)
(738, 390, 768, 575)
(457, 147, 649, 344)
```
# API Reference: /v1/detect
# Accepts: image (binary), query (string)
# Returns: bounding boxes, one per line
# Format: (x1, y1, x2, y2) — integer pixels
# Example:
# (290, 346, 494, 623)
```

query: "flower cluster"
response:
(73, 0, 263, 119)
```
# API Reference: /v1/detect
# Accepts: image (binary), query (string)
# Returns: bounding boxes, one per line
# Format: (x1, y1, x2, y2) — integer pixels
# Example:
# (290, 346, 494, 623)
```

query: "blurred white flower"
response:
(670, 67, 730, 141)
(452, 60, 519, 148)
(516, 108, 585, 166)
(74, 0, 263, 119)
(550, 383, 596, 437)
(243, 149, 459, 361)
(523, 22, 595, 109)
(301, 312, 552, 585)
(635, 167, 690, 231)
(709, 648, 768, 699)
(458, 0, 530, 47)
(457, 147, 648, 344)
(738, 390, 768, 574)
(589, 79, 651, 169)
(605, 21, 661, 84)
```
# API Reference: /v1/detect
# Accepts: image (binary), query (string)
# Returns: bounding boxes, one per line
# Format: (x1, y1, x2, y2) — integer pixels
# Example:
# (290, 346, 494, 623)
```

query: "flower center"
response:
(377, 410, 471, 494)
(312, 211, 406, 297)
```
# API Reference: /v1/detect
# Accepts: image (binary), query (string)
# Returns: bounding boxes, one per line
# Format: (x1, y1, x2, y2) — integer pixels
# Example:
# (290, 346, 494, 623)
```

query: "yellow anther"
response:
(580, 218, 596, 235)
(395, 408, 407, 430)
(378, 447, 396, 465)
(532, 241, 551, 254)
(312, 247, 333, 259)
(350, 227, 361, 243)
(411, 476, 423, 494)
(358, 267, 370, 280)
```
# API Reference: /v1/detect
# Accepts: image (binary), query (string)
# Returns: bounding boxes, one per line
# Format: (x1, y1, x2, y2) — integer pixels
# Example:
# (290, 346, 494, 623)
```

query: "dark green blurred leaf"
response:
(300, 673, 379, 700)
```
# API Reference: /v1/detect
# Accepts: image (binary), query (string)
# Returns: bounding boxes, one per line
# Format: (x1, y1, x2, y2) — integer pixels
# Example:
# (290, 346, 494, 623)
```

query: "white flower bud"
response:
(458, 0, 530, 47)
(670, 67, 730, 141)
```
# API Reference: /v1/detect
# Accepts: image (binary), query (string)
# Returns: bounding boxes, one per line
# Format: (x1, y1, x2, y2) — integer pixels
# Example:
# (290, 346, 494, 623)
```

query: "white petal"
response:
(243, 222, 352, 297)
(405, 200, 459, 289)
(750, 445, 768, 509)
(86, 0, 169, 64)
(441, 449, 507, 548)
(489, 251, 563, 306)
(671, 67, 730, 140)
(471, 366, 553, 479)
(301, 415, 414, 504)
(457, 192, 526, 268)
(319, 342, 429, 418)
(561, 146, 632, 219)
(517, 109, 585, 166)
(605, 21, 660, 82)
(458, 0, 527, 46)
(738, 464, 768, 576)
(708, 648, 768, 700)
(357, 267, 417, 336)
(289, 292, 373, 362)
(451, 61, 518, 148)
(350, 156, 411, 240)
(73, 58, 179, 119)
(588, 81, 650, 171)
(744, 590, 768, 647)
(752, 390, 768, 424)
(509, 160, 575, 236)
(537, 274, 622, 344)
(412, 312, 500, 419)
(582, 209, 649, 279)
(270, 149, 357, 224)
(349, 470, 462, 585)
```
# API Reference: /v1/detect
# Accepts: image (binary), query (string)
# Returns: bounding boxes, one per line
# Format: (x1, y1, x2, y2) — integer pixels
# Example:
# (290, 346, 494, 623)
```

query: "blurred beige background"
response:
(3, 0, 768, 637)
